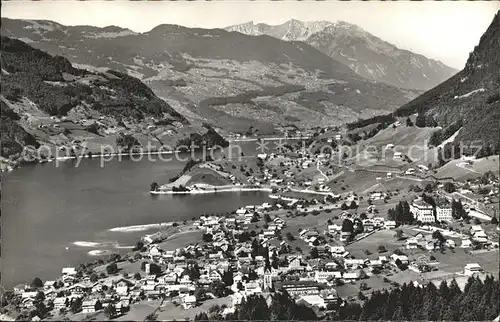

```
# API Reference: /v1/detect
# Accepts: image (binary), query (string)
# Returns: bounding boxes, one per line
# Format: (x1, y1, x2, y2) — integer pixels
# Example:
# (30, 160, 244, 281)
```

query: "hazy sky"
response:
(3, 1, 499, 69)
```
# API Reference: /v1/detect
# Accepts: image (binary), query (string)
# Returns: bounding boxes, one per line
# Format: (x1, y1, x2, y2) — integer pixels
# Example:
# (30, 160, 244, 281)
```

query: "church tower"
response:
(263, 266, 273, 291)
(263, 244, 273, 291)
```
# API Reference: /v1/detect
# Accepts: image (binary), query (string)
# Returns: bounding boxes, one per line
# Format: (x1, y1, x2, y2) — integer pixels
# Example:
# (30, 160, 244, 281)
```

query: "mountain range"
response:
(226, 20, 458, 90)
(1, 18, 420, 133)
(2, 14, 497, 162)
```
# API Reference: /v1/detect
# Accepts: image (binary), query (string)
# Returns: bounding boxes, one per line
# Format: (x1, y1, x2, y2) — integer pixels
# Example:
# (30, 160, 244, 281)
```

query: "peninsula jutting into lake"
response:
(1, 1, 499, 321)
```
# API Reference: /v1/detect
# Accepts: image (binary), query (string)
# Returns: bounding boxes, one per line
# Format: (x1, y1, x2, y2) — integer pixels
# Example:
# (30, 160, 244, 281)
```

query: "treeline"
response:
(175, 126, 229, 150)
(200, 84, 305, 107)
(415, 111, 437, 128)
(457, 101, 500, 157)
(2, 73, 83, 116)
(172, 185, 190, 192)
(429, 119, 463, 147)
(392, 71, 461, 118)
(346, 123, 388, 144)
(343, 114, 398, 144)
(338, 14, 499, 158)
(387, 200, 414, 226)
(331, 275, 499, 321)
(194, 276, 499, 321)
(0, 36, 83, 81)
(194, 291, 318, 321)
(115, 133, 140, 151)
(2, 37, 88, 115)
(346, 114, 396, 131)
(168, 158, 203, 183)
(451, 199, 468, 220)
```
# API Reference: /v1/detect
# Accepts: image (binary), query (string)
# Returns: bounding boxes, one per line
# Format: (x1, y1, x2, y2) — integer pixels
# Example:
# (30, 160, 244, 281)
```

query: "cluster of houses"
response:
(469, 225, 490, 245)
(409, 197, 453, 223)
(10, 203, 494, 320)
(404, 223, 495, 252)
(325, 211, 396, 242)
(13, 269, 140, 316)
(405, 232, 453, 251)
(368, 191, 388, 201)
(251, 150, 338, 192)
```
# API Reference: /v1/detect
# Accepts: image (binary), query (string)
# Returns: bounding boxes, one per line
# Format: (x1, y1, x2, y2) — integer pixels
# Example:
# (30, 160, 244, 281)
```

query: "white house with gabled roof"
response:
(464, 263, 482, 276)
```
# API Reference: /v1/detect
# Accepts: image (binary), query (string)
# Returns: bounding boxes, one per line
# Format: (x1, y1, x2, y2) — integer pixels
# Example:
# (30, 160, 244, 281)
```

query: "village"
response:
(3, 118, 500, 321)
(2, 141, 499, 320)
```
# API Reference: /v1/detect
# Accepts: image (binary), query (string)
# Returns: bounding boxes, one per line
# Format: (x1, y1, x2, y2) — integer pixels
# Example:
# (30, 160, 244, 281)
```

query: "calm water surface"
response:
(1, 142, 273, 287)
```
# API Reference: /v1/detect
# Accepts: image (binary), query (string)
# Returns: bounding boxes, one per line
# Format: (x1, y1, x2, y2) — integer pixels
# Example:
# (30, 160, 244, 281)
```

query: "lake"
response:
(1, 142, 275, 288)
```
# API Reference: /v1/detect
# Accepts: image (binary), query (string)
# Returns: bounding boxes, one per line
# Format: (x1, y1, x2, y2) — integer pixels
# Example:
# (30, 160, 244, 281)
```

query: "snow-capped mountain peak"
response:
(225, 19, 458, 90)
(227, 19, 335, 41)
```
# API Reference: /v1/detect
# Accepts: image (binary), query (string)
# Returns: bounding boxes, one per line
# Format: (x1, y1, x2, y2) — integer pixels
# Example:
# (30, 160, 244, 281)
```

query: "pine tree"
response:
(460, 276, 485, 321)
(392, 305, 405, 320)
(422, 282, 440, 320)
(237, 295, 270, 320)
(441, 297, 461, 321)
(264, 246, 271, 271)
(449, 278, 462, 298)
(221, 270, 233, 287)
(251, 238, 261, 257)
(310, 247, 319, 259)
(438, 280, 450, 303)
(269, 291, 295, 320)
(486, 279, 500, 319)
(415, 112, 426, 127)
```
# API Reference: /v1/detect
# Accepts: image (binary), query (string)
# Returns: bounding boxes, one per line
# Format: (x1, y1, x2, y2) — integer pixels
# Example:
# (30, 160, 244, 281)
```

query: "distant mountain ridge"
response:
(225, 20, 458, 90)
(0, 19, 137, 42)
(226, 19, 334, 41)
(1, 18, 420, 132)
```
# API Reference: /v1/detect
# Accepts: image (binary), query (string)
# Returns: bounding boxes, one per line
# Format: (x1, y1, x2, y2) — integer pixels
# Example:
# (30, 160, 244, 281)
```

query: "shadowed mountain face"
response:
(1, 18, 421, 132)
(1, 36, 186, 122)
(0, 36, 191, 158)
(226, 20, 458, 91)
(393, 12, 500, 152)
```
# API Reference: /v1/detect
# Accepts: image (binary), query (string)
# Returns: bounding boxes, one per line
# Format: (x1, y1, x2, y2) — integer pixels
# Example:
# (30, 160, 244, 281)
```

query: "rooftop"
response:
(412, 199, 432, 208)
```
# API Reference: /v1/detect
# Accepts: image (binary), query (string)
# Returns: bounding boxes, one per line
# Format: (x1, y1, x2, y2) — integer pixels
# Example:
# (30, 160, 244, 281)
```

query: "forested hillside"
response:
(1, 36, 186, 122)
(392, 11, 500, 153)
(0, 36, 193, 160)
(0, 101, 39, 158)
(343, 12, 500, 157)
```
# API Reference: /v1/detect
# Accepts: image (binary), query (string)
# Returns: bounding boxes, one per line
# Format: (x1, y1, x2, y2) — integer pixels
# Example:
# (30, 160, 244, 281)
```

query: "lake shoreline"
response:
(2, 144, 270, 288)
(150, 186, 273, 195)
(1, 146, 224, 173)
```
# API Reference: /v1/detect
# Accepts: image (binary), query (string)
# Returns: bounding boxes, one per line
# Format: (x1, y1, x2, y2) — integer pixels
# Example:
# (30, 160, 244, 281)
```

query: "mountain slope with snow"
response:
(1, 18, 421, 132)
(226, 19, 333, 41)
(225, 20, 458, 90)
